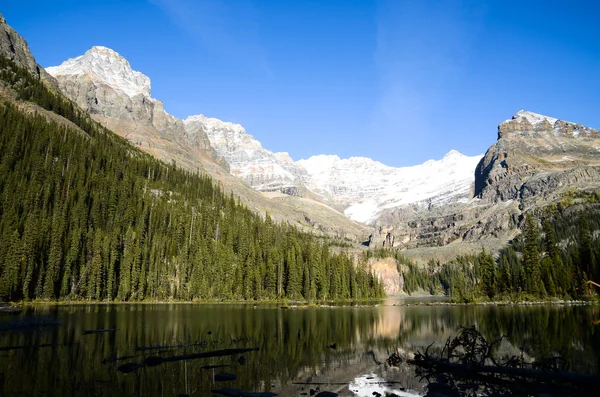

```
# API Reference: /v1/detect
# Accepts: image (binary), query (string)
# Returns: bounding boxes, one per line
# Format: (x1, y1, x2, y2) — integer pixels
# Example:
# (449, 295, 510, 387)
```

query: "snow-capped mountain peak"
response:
(185, 114, 246, 136)
(297, 150, 483, 224)
(184, 114, 308, 193)
(46, 46, 151, 98)
(502, 110, 558, 127)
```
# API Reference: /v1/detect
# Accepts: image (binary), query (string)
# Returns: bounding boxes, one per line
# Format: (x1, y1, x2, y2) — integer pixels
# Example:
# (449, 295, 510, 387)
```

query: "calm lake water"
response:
(1, 298, 599, 396)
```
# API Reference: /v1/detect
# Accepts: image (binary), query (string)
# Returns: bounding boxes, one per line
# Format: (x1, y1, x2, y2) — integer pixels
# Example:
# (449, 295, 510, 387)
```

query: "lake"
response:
(1, 298, 599, 396)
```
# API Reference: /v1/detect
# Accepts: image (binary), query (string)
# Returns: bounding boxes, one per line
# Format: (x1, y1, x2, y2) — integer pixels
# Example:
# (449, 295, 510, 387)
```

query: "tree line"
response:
(371, 193, 600, 301)
(0, 55, 384, 302)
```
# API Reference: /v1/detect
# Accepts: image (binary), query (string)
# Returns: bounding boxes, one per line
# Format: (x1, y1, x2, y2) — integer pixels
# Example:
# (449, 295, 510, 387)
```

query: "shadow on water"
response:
(0, 301, 598, 396)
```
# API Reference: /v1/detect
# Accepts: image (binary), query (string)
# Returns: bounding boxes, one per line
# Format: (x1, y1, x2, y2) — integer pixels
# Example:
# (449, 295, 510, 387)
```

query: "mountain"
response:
(298, 150, 482, 224)
(45, 46, 369, 239)
(368, 110, 600, 255)
(184, 114, 309, 196)
(476, 109, 600, 205)
(38, 25, 600, 256)
(0, 13, 383, 301)
(46, 46, 218, 167)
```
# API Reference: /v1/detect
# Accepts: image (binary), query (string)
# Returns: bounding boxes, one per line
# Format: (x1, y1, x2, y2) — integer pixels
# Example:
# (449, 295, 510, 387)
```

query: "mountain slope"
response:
(476, 109, 600, 204)
(0, 13, 383, 301)
(46, 46, 369, 239)
(369, 110, 600, 253)
(185, 114, 309, 196)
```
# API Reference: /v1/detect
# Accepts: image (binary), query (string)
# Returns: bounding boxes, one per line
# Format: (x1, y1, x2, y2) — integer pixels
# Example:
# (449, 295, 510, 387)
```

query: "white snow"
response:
(298, 150, 483, 224)
(47, 46, 484, 225)
(184, 115, 307, 191)
(46, 46, 151, 98)
(502, 110, 558, 127)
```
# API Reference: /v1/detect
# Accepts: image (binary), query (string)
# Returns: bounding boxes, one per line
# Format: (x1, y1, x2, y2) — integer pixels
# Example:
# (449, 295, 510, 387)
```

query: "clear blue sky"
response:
(3, 1, 599, 166)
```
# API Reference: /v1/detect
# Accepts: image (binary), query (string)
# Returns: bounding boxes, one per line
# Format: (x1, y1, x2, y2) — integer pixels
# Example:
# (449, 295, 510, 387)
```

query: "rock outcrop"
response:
(184, 114, 309, 195)
(369, 110, 600, 251)
(475, 110, 600, 203)
(0, 13, 57, 89)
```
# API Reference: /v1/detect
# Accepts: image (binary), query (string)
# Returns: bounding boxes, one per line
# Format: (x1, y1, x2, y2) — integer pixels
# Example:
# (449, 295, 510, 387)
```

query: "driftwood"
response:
(400, 325, 600, 396)
(83, 328, 118, 335)
(0, 304, 22, 315)
(214, 372, 236, 381)
(410, 356, 599, 384)
(118, 347, 258, 373)
(211, 387, 277, 397)
(0, 343, 54, 351)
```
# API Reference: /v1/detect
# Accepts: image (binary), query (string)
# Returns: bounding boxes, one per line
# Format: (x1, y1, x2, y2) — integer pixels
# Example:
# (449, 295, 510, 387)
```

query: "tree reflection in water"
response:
(0, 302, 597, 396)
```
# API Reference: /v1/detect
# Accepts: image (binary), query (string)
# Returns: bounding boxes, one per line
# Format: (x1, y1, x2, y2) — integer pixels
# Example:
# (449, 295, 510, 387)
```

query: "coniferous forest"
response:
(0, 55, 384, 302)
(383, 194, 600, 302)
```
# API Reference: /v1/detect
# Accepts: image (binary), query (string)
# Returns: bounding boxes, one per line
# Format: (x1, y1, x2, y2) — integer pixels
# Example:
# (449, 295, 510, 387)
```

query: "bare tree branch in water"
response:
(390, 326, 600, 396)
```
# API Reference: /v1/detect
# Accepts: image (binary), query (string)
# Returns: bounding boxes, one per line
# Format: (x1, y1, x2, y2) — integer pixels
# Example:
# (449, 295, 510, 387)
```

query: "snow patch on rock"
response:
(46, 46, 151, 98)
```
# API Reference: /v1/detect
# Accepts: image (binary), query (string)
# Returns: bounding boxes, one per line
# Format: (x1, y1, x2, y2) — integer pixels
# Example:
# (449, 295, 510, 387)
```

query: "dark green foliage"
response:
(372, 193, 600, 301)
(479, 249, 497, 299)
(0, 56, 384, 302)
(523, 216, 543, 296)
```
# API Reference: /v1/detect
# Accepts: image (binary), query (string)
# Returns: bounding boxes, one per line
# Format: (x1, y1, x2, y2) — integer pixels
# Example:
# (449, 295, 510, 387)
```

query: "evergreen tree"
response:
(523, 216, 543, 295)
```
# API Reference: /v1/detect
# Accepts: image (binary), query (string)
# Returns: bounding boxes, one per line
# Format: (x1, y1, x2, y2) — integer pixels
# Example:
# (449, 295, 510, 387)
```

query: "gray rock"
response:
(0, 12, 58, 89)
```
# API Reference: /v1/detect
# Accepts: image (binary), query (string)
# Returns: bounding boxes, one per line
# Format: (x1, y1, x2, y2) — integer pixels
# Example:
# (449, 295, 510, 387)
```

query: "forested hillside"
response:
(0, 55, 384, 302)
(384, 193, 600, 301)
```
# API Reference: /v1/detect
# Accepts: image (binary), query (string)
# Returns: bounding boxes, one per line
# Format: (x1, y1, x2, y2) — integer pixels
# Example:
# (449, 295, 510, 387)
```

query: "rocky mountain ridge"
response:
(184, 114, 309, 196)
(42, 43, 368, 239)
(368, 110, 600, 253)
(298, 150, 482, 224)
(46, 45, 484, 232)
(15, 18, 598, 253)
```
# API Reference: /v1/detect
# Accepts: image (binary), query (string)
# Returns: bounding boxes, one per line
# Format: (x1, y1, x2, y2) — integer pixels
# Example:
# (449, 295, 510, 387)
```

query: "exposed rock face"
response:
(368, 257, 402, 295)
(45, 46, 369, 240)
(0, 13, 57, 89)
(370, 110, 600, 251)
(184, 114, 309, 195)
(475, 110, 600, 203)
(46, 46, 217, 165)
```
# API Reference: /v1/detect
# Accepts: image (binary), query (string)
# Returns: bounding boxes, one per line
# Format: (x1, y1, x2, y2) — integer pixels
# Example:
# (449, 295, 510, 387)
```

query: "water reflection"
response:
(0, 301, 598, 396)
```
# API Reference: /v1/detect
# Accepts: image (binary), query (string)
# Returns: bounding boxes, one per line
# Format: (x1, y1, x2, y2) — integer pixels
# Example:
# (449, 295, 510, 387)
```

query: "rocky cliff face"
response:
(369, 110, 600, 251)
(0, 13, 57, 89)
(184, 114, 309, 195)
(475, 110, 600, 204)
(46, 46, 217, 167)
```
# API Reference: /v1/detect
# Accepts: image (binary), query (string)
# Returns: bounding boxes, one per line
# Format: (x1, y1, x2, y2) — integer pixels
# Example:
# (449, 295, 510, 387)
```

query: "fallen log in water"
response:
(0, 304, 22, 315)
(0, 343, 54, 351)
(408, 356, 600, 387)
(118, 347, 259, 373)
(83, 328, 118, 335)
(400, 325, 600, 396)
(211, 388, 277, 397)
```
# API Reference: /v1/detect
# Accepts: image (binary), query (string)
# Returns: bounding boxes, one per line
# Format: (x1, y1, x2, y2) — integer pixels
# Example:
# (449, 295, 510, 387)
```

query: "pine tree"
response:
(523, 216, 543, 296)
(479, 249, 497, 299)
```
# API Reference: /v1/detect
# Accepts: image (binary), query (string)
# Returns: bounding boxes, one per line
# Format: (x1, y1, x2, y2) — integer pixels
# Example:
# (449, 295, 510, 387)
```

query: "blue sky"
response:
(3, 0, 599, 166)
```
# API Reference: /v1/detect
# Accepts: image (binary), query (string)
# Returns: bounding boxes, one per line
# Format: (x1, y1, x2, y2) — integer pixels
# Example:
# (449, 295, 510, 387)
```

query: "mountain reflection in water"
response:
(0, 300, 598, 396)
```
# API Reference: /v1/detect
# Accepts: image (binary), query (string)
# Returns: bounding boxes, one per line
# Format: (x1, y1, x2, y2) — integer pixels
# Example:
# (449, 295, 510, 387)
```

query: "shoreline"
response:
(3, 297, 385, 307)
(393, 299, 599, 307)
